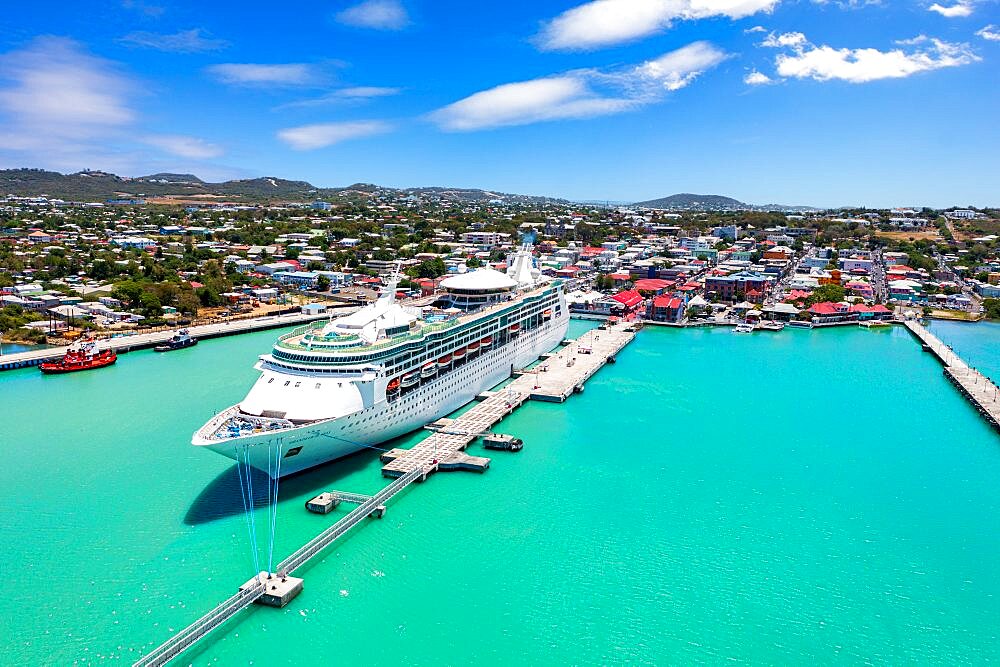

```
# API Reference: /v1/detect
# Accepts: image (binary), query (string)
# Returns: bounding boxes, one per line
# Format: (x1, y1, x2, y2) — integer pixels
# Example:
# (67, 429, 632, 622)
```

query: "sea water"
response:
(1, 322, 998, 664)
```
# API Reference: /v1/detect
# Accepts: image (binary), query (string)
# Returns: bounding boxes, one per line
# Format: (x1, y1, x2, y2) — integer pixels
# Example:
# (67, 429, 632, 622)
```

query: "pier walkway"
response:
(0, 309, 350, 371)
(381, 319, 639, 477)
(132, 467, 424, 667)
(903, 320, 1000, 432)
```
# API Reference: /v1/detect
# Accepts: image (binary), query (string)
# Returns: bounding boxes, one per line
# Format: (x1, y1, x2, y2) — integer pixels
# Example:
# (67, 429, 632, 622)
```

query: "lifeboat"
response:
(438, 354, 452, 367)
(467, 341, 479, 352)
(401, 372, 420, 388)
(421, 362, 438, 378)
(481, 336, 493, 347)
(542, 309, 552, 319)
(387, 377, 401, 392)
(509, 323, 521, 333)
(453, 347, 466, 360)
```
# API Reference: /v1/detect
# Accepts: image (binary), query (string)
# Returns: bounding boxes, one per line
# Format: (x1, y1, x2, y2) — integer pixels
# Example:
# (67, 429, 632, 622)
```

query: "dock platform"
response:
(903, 320, 1000, 432)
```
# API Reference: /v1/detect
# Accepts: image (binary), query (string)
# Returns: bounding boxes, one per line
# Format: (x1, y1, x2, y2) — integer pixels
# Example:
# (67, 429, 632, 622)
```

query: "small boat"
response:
(453, 347, 466, 360)
(154, 328, 198, 352)
(401, 372, 420, 388)
(40, 340, 117, 374)
(467, 341, 479, 352)
(733, 322, 755, 334)
(542, 309, 552, 319)
(787, 320, 814, 329)
(480, 336, 493, 347)
(420, 362, 438, 378)
(509, 323, 521, 334)
(859, 320, 890, 329)
(387, 377, 401, 392)
(438, 354, 452, 367)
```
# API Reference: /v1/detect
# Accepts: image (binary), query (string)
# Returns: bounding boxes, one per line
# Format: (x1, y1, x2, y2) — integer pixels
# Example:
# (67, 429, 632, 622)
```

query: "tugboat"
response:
(39, 339, 117, 374)
(154, 329, 198, 352)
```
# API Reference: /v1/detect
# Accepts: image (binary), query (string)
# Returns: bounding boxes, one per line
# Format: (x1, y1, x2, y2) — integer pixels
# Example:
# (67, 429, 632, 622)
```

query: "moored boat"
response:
(39, 340, 117, 374)
(154, 328, 198, 352)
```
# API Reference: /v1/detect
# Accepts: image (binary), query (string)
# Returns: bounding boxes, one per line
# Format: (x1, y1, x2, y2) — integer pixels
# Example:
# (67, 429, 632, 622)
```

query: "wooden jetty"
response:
(903, 320, 1000, 432)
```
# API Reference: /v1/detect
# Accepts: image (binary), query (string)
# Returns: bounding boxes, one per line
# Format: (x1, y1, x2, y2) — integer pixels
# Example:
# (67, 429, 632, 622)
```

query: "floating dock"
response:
(903, 320, 1000, 432)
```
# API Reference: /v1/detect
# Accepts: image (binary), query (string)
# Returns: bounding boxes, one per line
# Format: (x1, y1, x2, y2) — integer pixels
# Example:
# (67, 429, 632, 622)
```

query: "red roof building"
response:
(611, 289, 644, 311)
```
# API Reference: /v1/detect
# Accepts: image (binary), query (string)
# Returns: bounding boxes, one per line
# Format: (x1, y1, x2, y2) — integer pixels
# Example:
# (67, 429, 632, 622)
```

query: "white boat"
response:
(193, 246, 570, 477)
(733, 322, 755, 334)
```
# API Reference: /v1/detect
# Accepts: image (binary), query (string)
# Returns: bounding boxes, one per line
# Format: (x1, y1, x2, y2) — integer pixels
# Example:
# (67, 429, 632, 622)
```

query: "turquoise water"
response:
(1, 322, 999, 664)
(0, 341, 48, 355)
(928, 319, 1000, 383)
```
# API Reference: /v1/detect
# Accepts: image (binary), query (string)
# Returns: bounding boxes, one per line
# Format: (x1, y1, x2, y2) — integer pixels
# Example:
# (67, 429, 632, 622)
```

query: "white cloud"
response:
(119, 28, 229, 53)
(774, 35, 980, 83)
(338, 86, 402, 98)
(0, 36, 134, 133)
(895, 35, 930, 45)
(760, 31, 808, 47)
(744, 69, 773, 84)
(275, 86, 402, 110)
(536, 0, 780, 50)
(633, 41, 730, 90)
(336, 0, 409, 30)
(744, 25, 768, 32)
(976, 24, 1000, 40)
(277, 120, 391, 150)
(928, 1, 973, 16)
(207, 63, 315, 86)
(142, 134, 223, 159)
(431, 41, 726, 131)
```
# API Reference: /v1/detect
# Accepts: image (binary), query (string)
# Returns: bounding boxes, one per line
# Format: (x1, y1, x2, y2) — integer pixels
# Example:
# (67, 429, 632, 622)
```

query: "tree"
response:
(804, 284, 846, 306)
(317, 274, 331, 291)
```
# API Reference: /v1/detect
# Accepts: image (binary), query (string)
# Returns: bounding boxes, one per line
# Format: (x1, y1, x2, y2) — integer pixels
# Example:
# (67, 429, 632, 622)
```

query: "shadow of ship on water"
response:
(184, 447, 382, 526)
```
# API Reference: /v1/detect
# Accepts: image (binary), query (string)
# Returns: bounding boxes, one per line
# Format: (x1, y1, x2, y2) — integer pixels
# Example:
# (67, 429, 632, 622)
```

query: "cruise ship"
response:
(193, 247, 569, 477)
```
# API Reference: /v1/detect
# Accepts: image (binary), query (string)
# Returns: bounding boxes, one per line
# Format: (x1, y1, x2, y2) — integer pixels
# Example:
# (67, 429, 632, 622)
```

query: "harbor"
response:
(132, 318, 639, 665)
(0, 308, 350, 371)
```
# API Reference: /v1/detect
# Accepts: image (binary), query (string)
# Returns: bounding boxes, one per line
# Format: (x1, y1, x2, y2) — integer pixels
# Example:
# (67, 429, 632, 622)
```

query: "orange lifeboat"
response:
(467, 341, 479, 352)
(509, 323, 521, 333)
(387, 377, 401, 392)
(453, 347, 466, 359)
(438, 354, 452, 367)
(481, 336, 493, 347)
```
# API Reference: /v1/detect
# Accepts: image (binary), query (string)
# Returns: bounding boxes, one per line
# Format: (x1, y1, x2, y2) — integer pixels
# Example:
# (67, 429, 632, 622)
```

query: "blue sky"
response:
(0, 0, 997, 207)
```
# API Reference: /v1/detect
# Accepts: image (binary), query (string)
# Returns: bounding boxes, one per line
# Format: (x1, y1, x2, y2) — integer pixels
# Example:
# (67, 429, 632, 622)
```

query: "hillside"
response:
(0, 169, 563, 205)
(633, 192, 818, 212)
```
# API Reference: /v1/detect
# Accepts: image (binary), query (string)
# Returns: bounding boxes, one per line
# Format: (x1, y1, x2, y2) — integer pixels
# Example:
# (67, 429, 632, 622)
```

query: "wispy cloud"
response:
(431, 41, 727, 131)
(927, 1, 974, 16)
(121, 0, 165, 18)
(760, 31, 808, 48)
(142, 134, 223, 159)
(977, 24, 1000, 40)
(207, 63, 316, 86)
(0, 37, 225, 173)
(536, 0, 779, 51)
(335, 0, 410, 30)
(277, 120, 392, 150)
(119, 28, 229, 53)
(764, 33, 980, 83)
(276, 86, 402, 110)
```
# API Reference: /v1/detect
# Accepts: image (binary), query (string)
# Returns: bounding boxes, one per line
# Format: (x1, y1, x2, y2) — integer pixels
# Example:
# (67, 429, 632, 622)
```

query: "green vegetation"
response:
(804, 284, 846, 305)
(983, 298, 1000, 320)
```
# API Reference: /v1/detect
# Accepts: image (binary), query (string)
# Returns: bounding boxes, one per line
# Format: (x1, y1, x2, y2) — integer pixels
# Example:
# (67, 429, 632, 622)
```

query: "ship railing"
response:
(195, 406, 240, 439)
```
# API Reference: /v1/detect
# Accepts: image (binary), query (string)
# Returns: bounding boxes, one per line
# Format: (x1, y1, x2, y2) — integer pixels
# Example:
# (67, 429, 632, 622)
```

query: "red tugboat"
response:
(39, 339, 117, 374)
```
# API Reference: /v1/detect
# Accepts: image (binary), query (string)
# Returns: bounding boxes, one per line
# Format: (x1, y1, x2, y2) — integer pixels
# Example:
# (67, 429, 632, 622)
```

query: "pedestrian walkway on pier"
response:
(903, 320, 1000, 432)
(0, 308, 350, 371)
(132, 467, 423, 667)
(381, 319, 639, 477)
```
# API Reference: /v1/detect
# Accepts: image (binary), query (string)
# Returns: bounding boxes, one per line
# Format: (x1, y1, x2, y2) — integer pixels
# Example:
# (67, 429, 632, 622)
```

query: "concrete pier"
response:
(381, 319, 639, 477)
(903, 320, 1000, 433)
(240, 573, 303, 608)
(0, 308, 352, 372)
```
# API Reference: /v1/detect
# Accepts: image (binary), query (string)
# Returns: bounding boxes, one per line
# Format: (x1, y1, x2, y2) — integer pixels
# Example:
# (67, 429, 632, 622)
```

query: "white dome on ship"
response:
(440, 268, 516, 292)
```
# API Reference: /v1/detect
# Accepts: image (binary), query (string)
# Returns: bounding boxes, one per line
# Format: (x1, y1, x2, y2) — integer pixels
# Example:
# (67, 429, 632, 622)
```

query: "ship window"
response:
(284, 381, 290, 386)
(284, 446, 302, 458)
(294, 382, 301, 388)
(268, 378, 274, 384)
(315, 383, 321, 389)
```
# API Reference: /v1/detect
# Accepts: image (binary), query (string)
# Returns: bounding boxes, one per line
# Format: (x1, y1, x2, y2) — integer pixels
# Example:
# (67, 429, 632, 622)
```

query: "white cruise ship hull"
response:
(198, 311, 569, 477)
